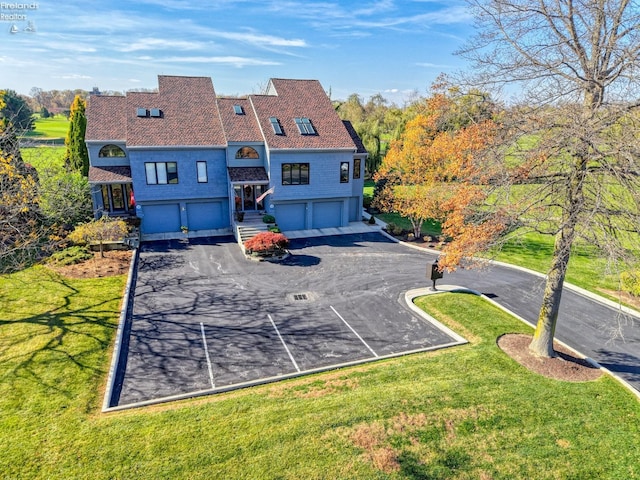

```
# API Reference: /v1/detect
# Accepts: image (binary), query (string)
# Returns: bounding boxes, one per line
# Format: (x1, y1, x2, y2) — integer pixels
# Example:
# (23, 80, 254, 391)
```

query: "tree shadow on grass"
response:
(0, 267, 122, 403)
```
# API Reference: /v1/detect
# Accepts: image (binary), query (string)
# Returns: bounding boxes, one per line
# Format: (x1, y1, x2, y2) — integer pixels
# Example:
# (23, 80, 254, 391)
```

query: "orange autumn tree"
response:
(374, 92, 505, 264)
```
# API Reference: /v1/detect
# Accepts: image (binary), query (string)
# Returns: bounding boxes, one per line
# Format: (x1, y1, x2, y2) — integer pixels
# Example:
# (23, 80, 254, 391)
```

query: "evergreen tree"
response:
(64, 95, 89, 176)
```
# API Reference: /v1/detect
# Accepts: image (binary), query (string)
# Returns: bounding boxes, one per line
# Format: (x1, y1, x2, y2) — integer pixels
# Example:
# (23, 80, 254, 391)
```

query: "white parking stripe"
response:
(268, 314, 301, 372)
(200, 322, 215, 388)
(330, 306, 378, 358)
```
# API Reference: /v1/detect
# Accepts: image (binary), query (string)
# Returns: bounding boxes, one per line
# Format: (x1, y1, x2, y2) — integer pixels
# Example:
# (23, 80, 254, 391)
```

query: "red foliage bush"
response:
(244, 232, 289, 253)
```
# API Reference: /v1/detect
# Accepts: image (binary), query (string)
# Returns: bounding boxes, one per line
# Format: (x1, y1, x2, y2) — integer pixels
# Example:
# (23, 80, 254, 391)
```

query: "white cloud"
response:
(118, 38, 205, 52)
(160, 56, 282, 67)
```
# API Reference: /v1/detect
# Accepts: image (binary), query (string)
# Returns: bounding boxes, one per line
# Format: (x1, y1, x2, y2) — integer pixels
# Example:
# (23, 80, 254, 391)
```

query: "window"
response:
(340, 162, 349, 183)
(353, 158, 361, 179)
(294, 117, 316, 135)
(269, 117, 283, 135)
(197, 161, 207, 183)
(99, 144, 126, 157)
(233, 105, 244, 115)
(145, 162, 178, 184)
(150, 108, 162, 118)
(136, 108, 148, 117)
(282, 163, 309, 185)
(235, 146, 259, 159)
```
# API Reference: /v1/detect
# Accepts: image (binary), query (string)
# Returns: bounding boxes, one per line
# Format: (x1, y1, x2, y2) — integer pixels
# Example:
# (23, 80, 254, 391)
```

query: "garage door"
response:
(312, 201, 342, 229)
(186, 201, 228, 231)
(275, 203, 306, 231)
(141, 204, 181, 234)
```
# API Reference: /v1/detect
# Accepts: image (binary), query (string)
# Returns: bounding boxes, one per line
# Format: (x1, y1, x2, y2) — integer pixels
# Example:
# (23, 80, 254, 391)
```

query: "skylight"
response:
(269, 117, 283, 135)
(233, 105, 244, 115)
(294, 117, 316, 135)
(136, 108, 148, 117)
(150, 108, 162, 118)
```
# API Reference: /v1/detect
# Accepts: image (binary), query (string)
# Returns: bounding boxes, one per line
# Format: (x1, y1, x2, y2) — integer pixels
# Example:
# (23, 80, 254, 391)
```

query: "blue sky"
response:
(1, 0, 474, 104)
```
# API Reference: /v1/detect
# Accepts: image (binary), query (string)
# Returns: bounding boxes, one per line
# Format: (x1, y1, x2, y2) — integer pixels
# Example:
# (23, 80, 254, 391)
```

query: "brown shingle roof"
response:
(88, 166, 132, 184)
(86, 96, 127, 141)
(249, 79, 356, 150)
(342, 120, 368, 154)
(126, 76, 226, 147)
(227, 167, 269, 183)
(217, 98, 262, 143)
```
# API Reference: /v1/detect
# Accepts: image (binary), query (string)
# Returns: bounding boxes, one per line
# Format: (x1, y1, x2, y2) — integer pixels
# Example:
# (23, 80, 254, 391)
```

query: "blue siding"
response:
(129, 149, 227, 203)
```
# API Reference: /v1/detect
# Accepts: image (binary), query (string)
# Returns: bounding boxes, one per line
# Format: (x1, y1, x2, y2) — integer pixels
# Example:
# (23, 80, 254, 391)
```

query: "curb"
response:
(102, 247, 139, 412)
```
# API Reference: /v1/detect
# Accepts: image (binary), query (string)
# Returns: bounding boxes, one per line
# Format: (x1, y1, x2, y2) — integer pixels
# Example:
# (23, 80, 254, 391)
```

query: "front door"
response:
(234, 184, 267, 212)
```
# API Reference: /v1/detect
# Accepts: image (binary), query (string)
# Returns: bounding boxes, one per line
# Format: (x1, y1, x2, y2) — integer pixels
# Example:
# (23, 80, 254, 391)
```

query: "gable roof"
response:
(217, 97, 262, 143)
(342, 120, 367, 154)
(126, 76, 226, 147)
(249, 79, 356, 151)
(86, 95, 127, 141)
(86, 76, 366, 155)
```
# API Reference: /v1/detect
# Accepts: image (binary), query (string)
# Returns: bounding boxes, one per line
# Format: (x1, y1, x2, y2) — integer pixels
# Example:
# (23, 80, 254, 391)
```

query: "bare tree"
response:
(457, 0, 640, 356)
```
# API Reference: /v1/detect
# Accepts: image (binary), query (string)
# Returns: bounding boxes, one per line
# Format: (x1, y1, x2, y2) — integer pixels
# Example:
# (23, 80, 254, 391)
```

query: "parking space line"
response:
(200, 322, 215, 388)
(330, 306, 378, 358)
(268, 314, 301, 372)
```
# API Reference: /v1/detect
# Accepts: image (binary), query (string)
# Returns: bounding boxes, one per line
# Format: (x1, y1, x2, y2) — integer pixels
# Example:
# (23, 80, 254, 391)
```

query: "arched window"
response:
(99, 144, 126, 158)
(235, 146, 259, 159)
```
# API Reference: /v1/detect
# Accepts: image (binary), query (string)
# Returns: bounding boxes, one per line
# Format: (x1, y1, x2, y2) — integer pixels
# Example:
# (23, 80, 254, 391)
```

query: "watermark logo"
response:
(2, 2, 39, 35)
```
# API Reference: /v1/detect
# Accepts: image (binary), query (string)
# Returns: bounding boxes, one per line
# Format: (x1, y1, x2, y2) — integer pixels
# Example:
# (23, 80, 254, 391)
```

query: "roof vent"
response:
(136, 108, 148, 117)
(150, 108, 162, 118)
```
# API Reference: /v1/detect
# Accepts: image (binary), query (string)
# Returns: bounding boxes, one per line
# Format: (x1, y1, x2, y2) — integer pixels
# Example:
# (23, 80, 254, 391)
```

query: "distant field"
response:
(21, 146, 65, 172)
(23, 115, 70, 139)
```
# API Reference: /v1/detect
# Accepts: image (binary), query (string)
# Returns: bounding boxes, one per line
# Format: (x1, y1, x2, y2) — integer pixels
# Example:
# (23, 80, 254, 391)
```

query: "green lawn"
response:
(1, 266, 638, 478)
(23, 115, 70, 139)
(20, 146, 66, 171)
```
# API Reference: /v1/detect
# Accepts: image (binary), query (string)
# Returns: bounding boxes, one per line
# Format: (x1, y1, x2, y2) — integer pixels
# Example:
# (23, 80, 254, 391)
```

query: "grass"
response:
(20, 146, 66, 171)
(492, 231, 623, 293)
(1, 265, 639, 479)
(23, 115, 70, 139)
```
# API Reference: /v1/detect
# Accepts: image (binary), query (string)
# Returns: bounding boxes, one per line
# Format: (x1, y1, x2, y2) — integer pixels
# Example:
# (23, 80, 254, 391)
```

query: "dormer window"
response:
(233, 105, 244, 115)
(269, 117, 283, 135)
(294, 117, 316, 135)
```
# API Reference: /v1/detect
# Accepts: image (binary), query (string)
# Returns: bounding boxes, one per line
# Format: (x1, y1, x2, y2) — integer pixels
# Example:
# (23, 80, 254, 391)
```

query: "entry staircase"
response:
(234, 212, 270, 249)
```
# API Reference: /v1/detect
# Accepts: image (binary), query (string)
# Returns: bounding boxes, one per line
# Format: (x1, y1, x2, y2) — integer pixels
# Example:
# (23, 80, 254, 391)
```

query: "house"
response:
(85, 75, 367, 240)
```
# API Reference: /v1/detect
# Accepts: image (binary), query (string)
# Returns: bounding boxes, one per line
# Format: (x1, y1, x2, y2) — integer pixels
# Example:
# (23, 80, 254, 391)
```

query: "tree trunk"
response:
(529, 225, 574, 357)
(529, 156, 586, 357)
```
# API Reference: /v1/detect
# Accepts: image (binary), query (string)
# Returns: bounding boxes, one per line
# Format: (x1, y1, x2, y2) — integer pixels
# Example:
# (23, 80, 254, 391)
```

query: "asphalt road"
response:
(110, 232, 639, 407)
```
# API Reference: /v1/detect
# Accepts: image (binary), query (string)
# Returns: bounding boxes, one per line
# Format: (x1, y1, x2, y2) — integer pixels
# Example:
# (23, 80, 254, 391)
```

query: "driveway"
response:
(109, 232, 640, 408)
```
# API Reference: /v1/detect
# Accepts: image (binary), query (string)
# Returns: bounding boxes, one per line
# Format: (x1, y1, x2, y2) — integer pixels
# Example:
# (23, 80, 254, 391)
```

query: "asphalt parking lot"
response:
(110, 234, 465, 407)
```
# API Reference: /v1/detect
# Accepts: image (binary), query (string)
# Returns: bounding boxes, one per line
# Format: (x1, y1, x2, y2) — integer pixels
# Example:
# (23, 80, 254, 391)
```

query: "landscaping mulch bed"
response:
(50, 250, 133, 279)
(498, 333, 603, 382)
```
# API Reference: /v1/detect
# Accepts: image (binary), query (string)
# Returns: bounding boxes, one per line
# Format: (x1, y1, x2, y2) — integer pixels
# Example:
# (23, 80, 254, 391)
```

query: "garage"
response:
(140, 203, 181, 234)
(186, 201, 228, 231)
(312, 201, 342, 229)
(274, 203, 306, 231)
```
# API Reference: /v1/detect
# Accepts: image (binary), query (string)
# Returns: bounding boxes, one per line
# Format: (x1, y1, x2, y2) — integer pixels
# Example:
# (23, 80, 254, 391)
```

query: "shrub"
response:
(268, 226, 281, 233)
(262, 214, 276, 224)
(621, 271, 640, 297)
(48, 245, 93, 266)
(368, 215, 376, 225)
(244, 232, 289, 254)
(68, 217, 129, 257)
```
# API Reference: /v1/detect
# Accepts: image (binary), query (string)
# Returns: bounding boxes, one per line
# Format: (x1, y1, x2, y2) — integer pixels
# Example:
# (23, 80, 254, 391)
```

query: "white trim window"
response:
(197, 161, 208, 183)
(145, 162, 178, 184)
